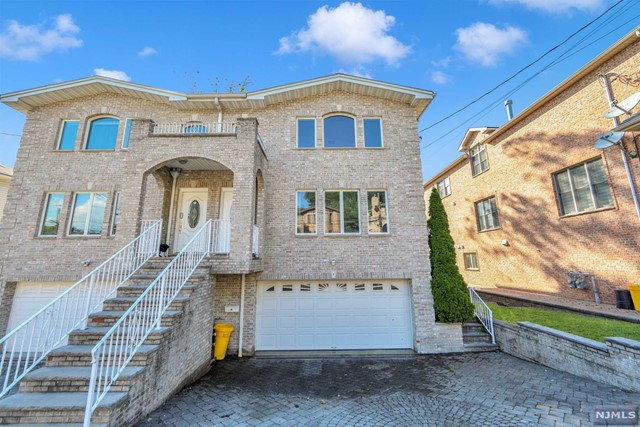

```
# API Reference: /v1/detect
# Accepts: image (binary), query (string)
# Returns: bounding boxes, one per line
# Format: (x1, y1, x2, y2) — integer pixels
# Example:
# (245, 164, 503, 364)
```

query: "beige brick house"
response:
(0, 73, 466, 358)
(424, 30, 640, 305)
(0, 165, 12, 224)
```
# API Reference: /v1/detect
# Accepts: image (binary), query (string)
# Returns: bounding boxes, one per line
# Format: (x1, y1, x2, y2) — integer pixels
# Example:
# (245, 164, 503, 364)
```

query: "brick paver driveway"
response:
(137, 352, 638, 426)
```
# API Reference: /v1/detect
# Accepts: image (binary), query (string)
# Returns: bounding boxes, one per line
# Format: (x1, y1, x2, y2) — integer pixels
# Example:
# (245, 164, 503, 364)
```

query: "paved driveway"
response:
(136, 352, 638, 426)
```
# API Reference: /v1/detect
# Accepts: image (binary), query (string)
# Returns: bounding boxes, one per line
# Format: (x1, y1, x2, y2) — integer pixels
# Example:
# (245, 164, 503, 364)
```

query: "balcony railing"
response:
(150, 122, 237, 135)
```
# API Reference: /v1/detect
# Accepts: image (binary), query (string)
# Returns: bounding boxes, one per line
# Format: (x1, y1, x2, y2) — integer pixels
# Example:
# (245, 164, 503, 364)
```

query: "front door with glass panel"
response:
(174, 188, 208, 252)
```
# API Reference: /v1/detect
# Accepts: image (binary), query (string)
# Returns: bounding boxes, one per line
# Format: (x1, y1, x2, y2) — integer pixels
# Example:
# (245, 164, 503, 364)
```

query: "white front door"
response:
(256, 281, 413, 350)
(174, 188, 208, 252)
(215, 188, 233, 253)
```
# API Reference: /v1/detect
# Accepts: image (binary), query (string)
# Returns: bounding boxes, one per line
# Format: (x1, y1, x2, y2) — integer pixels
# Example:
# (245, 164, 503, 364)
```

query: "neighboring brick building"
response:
(0, 73, 464, 356)
(424, 30, 640, 305)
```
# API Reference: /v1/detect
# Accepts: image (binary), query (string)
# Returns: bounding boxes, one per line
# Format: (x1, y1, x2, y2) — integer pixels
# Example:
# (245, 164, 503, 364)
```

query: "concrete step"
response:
(0, 391, 127, 424)
(462, 321, 486, 333)
(116, 284, 196, 298)
(125, 272, 209, 283)
(463, 342, 500, 352)
(462, 330, 494, 344)
(103, 296, 189, 312)
(88, 310, 182, 327)
(19, 366, 144, 393)
(68, 327, 170, 346)
(47, 345, 158, 368)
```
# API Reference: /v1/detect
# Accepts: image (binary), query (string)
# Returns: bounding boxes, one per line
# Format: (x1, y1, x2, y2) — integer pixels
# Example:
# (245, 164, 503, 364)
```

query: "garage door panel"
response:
(257, 281, 412, 351)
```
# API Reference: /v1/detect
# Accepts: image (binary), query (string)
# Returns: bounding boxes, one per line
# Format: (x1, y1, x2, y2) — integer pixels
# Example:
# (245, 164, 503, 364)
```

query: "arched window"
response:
(86, 117, 119, 150)
(323, 115, 356, 148)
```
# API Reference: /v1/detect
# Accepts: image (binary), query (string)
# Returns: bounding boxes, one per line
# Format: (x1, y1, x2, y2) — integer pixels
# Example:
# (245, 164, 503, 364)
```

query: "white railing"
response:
(0, 220, 162, 398)
(84, 219, 212, 426)
(468, 287, 495, 344)
(211, 219, 231, 254)
(252, 225, 260, 258)
(151, 122, 237, 135)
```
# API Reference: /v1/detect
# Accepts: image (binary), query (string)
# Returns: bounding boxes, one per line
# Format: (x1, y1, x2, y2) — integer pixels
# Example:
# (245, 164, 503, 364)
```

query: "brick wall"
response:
(495, 320, 640, 392)
(424, 39, 640, 305)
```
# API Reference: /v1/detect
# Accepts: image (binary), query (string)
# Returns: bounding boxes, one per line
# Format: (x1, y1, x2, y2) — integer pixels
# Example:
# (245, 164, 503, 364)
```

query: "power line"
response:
(419, 0, 628, 134)
(0, 132, 22, 137)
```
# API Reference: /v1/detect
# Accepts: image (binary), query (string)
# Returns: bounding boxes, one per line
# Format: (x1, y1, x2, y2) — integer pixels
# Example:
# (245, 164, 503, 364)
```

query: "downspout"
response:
(599, 74, 640, 222)
(166, 167, 182, 248)
(238, 273, 245, 358)
(215, 96, 222, 132)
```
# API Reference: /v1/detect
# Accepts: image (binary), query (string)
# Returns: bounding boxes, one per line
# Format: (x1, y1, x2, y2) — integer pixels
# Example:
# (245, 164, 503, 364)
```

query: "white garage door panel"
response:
(256, 281, 413, 350)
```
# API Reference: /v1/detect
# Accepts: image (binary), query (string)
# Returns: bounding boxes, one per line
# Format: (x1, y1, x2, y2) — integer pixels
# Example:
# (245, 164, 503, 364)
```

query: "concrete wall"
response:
(424, 38, 640, 304)
(495, 320, 640, 392)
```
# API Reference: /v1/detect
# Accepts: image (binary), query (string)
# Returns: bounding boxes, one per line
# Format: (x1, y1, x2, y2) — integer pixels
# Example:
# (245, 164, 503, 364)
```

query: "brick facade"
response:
(0, 74, 458, 355)
(424, 34, 640, 305)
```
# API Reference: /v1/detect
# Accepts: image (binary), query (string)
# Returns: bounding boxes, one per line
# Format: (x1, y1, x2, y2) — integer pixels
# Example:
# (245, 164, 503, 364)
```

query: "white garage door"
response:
(6, 282, 74, 350)
(256, 281, 413, 350)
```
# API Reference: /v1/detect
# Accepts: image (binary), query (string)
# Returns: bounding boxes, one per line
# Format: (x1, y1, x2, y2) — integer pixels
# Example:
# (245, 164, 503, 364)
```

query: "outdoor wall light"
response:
(501, 240, 510, 246)
(82, 259, 92, 266)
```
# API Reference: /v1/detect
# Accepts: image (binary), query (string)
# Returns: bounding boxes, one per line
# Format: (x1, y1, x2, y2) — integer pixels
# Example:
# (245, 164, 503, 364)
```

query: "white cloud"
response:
(94, 68, 132, 81)
(277, 2, 410, 65)
(431, 57, 452, 68)
(138, 46, 157, 57)
(455, 22, 527, 67)
(488, 0, 603, 13)
(431, 71, 452, 85)
(338, 68, 373, 79)
(0, 14, 83, 61)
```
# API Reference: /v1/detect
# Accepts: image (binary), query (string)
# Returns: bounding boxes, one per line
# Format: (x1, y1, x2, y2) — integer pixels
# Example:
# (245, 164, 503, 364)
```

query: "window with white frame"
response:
(297, 118, 316, 148)
(323, 115, 356, 148)
(367, 190, 388, 233)
(183, 122, 207, 133)
(363, 118, 383, 148)
(325, 190, 360, 234)
(40, 193, 65, 236)
(474, 196, 500, 232)
(57, 120, 79, 151)
(469, 143, 489, 176)
(463, 252, 479, 270)
(554, 158, 614, 216)
(121, 118, 132, 149)
(110, 192, 122, 235)
(86, 117, 119, 150)
(437, 177, 451, 198)
(296, 191, 316, 234)
(68, 192, 108, 236)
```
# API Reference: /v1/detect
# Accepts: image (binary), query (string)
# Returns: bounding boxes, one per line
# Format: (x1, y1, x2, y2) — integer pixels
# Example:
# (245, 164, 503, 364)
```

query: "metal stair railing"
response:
(468, 287, 496, 344)
(84, 219, 212, 426)
(0, 220, 162, 398)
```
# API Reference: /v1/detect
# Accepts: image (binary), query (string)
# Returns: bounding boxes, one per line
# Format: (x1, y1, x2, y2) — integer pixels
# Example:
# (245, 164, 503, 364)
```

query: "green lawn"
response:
(488, 304, 640, 343)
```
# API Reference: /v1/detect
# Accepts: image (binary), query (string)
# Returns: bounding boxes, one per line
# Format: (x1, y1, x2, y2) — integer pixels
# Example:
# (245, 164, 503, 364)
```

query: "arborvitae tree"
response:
(427, 188, 475, 323)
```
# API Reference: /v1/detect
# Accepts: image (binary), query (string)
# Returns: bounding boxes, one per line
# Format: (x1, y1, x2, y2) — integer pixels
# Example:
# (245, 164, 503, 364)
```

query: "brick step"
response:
(19, 366, 144, 393)
(116, 284, 196, 298)
(68, 327, 170, 346)
(88, 310, 182, 327)
(103, 296, 189, 312)
(47, 345, 158, 368)
(0, 392, 127, 424)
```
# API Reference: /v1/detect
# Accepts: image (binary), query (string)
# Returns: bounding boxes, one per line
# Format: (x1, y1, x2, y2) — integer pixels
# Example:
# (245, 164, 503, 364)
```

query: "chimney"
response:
(504, 100, 514, 121)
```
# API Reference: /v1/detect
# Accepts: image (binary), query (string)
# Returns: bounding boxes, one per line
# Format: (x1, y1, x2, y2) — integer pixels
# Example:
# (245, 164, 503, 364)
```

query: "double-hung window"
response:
(475, 196, 500, 232)
(323, 115, 356, 148)
(470, 144, 489, 176)
(464, 253, 479, 270)
(297, 118, 316, 148)
(86, 117, 119, 150)
(554, 158, 613, 216)
(69, 192, 108, 236)
(325, 190, 360, 234)
(367, 190, 388, 233)
(437, 177, 451, 198)
(57, 120, 79, 151)
(296, 191, 316, 234)
(40, 193, 65, 236)
(363, 118, 383, 148)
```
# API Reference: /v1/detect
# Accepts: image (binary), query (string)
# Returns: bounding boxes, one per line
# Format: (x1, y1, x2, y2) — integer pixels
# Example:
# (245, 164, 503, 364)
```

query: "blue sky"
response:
(0, 0, 638, 180)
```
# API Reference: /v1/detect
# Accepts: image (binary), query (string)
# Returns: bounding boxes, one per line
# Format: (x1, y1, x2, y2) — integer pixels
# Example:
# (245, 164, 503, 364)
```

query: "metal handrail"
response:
(0, 220, 162, 398)
(150, 122, 237, 135)
(84, 219, 212, 426)
(468, 287, 495, 344)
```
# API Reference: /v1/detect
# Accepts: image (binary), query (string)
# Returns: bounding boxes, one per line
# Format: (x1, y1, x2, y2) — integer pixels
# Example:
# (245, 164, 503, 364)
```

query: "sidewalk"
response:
(475, 287, 640, 323)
